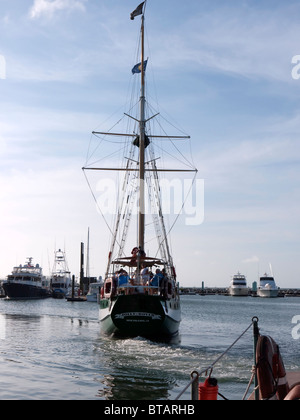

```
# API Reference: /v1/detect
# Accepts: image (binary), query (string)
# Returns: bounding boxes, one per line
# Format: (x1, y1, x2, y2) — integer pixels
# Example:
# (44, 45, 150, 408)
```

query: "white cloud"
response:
(242, 256, 260, 264)
(152, 4, 300, 83)
(0, 162, 99, 278)
(29, 0, 87, 20)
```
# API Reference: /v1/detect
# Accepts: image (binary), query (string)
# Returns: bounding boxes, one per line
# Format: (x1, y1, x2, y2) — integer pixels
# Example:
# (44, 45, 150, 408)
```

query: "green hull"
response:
(100, 294, 180, 339)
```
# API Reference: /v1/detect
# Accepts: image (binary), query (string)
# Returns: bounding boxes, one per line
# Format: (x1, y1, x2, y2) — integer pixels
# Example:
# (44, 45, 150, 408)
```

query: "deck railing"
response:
(175, 317, 260, 401)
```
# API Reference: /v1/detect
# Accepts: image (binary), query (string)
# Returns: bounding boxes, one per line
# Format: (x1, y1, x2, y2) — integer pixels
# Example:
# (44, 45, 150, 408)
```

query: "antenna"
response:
(269, 262, 274, 277)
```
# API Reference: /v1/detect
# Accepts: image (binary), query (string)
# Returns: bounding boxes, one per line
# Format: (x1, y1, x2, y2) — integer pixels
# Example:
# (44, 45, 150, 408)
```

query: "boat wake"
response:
(95, 332, 253, 400)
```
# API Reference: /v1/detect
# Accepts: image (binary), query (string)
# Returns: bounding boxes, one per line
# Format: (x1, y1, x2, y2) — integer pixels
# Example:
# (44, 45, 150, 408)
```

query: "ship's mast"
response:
(138, 14, 146, 255)
(83, 1, 197, 279)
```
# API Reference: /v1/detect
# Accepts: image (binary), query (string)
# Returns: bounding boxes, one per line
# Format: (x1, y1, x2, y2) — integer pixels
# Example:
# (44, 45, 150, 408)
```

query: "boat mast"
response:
(138, 13, 146, 256)
(83, 1, 197, 279)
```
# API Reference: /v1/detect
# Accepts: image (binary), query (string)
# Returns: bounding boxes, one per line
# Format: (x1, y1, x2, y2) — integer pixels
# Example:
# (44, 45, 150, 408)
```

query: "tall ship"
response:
(3, 258, 50, 300)
(229, 272, 249, 297)
(83, 2, 197, 339)
(50, 249, 71, 298)
(257, 273, 279, 298)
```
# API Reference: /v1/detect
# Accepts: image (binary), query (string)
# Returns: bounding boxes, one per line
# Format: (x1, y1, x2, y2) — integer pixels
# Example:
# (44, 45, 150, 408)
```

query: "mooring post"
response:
(252, 317, 259, 401)
(191, 371, 199, 400)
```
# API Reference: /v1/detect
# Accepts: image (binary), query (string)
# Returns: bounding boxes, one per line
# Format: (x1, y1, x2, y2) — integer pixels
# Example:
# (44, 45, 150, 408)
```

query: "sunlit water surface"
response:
(0, 295, 299, 400)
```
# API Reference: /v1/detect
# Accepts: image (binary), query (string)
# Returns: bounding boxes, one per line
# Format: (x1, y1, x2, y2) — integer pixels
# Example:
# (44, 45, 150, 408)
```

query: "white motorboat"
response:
(229, 272, 249, 297)
(258, 273, 279, 298)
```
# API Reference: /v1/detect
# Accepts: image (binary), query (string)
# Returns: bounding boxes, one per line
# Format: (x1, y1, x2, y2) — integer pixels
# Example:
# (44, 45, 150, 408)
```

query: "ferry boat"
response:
(229, 272, 249, 297)
(257, 273, 279, 298)
(83, 2, 197, 339)
(50, 249, 71, 298)
(3, 258, 51, 300)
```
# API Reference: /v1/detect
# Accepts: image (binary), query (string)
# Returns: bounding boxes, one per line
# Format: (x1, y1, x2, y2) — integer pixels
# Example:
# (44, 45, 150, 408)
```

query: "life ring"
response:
(256, 335, 290, 400)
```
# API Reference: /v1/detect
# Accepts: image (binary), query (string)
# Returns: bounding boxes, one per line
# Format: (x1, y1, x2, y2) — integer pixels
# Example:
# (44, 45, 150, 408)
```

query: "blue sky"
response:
(0, 0, 300, 288)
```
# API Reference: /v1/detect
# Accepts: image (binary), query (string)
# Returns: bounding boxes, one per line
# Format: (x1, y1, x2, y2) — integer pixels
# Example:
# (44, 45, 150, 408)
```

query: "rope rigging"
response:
(82, 3, 198, 276)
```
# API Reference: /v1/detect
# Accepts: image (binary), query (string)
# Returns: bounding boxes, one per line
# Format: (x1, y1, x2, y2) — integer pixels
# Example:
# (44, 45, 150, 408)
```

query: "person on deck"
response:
(118, 270, 130, 287)
(141, 266, 150, 285)
(150, 269, 164, 288)
(160, 269, 168, 299)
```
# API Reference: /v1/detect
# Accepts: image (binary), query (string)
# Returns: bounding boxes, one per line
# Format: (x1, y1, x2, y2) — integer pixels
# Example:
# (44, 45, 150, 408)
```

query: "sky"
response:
(0, 0, 300, 288)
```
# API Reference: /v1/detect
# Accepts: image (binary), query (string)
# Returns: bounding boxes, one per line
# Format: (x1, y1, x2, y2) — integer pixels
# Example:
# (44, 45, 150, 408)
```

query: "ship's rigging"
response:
(82, 1, 198, 281)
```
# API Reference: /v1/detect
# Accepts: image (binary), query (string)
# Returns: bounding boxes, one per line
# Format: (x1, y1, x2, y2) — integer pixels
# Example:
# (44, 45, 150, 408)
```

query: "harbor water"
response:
(0, 295, 299, 400)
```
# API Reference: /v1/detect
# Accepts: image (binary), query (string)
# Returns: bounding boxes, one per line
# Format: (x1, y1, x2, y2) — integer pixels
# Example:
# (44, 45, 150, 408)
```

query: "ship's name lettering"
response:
(114, 312, 161, 320)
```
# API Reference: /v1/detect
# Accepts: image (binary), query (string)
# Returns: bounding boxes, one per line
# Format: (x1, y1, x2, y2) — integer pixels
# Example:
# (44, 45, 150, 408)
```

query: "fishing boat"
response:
(83, 2, 197, 339)
(257, 273, 279, 298)
(3, 258, 51, 300)
(50, 249, 71, 298)
(229, 272, 249, 297)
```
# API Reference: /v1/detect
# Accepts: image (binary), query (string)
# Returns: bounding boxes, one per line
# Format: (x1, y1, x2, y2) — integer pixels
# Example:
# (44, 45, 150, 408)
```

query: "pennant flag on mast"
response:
(130, 2, 145, 20)
(132, 59, 148, 75)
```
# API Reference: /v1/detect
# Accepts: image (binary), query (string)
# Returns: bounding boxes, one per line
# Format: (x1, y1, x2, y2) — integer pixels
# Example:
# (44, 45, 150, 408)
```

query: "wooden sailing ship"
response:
(83, 1, 197, 339)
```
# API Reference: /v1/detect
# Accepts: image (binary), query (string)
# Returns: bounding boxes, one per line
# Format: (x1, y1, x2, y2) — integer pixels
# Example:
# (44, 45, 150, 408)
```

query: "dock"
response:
(180, 287, 300, 297)
(66, 296, 86, 302)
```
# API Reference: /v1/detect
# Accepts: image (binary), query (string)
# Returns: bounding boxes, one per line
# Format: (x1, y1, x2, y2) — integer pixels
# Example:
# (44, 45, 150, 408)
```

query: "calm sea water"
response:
(0, 295, 299, 400)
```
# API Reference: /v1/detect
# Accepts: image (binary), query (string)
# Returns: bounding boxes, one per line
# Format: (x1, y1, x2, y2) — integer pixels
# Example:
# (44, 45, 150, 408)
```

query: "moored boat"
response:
(50, 249, 71, 298)
(3, 258, 51, 300)
(229, 272, 249, 297)
(86, 278, 103, 302)
(257, 273, 279, 298)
